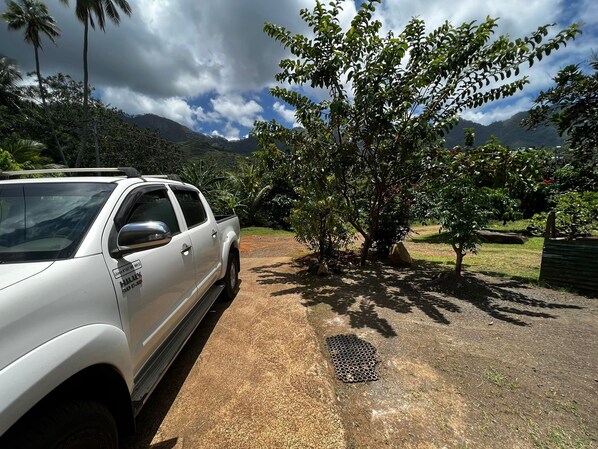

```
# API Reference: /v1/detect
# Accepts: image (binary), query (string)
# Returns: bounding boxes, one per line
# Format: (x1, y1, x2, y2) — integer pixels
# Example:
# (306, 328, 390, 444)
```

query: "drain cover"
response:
(326, 334, 379, 383)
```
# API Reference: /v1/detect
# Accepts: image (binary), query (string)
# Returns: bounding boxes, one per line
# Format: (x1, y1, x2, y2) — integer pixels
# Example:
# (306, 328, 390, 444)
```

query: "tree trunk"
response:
(34, 45, 68, 167)
(34, 45, 44, 106)
(93, 119, 101, 167)
(452, 242, 464, 276)
(77, 16, 90, 168)
(83, 16, 89, 114)
(360, 235, 372, 266)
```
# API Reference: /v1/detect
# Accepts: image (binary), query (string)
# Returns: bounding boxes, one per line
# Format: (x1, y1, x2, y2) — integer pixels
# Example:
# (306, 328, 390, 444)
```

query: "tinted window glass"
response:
(125, 189, 180, 234)
(0, 183, 115, 262)
(173, 190, 207, 228)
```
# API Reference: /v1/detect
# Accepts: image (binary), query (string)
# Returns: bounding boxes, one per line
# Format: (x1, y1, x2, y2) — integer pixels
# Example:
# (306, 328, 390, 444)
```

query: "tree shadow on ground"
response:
(250, 259, 583, 338)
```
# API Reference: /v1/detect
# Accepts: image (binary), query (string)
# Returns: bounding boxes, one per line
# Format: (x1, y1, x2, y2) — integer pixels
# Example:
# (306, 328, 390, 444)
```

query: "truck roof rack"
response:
(0, 167, 141, 180)
(144, 174, 182, 182)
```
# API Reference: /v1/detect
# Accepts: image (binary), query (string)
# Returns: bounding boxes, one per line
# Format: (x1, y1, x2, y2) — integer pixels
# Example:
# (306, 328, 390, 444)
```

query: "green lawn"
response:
(406, 225, 544, 283)
(241, 226, 295, 237)
(241, 224, 545, 283)
(486, 219, 533, 232)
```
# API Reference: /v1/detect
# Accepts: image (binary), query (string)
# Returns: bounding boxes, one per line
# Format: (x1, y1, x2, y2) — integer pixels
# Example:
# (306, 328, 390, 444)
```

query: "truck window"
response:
(173, 190, 207, 228)
(125, 189, 181, 234)
(0, 183, 115, 262)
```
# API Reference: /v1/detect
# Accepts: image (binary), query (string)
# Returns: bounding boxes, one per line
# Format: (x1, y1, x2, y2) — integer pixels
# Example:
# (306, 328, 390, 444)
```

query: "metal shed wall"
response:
(539, 239, 598, 296)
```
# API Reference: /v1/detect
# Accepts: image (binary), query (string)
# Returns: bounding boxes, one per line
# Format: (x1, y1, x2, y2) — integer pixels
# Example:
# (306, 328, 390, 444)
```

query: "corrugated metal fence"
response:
(539, 239, 598, 296)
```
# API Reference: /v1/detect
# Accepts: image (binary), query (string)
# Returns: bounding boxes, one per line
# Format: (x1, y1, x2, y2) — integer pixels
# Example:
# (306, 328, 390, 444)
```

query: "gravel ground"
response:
(123, 235, 344, 449)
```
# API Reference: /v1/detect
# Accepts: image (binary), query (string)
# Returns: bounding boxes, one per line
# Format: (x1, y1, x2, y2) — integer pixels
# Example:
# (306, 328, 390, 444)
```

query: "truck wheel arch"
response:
(1, 364, 135, 444)
(219, 235, 240, 280)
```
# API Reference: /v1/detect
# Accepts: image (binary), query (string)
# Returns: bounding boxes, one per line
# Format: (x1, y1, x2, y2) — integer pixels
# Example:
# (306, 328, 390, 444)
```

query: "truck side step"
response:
(131, 283, 225, 415)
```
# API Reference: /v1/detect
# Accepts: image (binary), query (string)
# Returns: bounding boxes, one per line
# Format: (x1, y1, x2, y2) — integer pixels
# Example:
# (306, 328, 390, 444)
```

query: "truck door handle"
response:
(212, 230, 218, 239)
(181, 244, 192, 254)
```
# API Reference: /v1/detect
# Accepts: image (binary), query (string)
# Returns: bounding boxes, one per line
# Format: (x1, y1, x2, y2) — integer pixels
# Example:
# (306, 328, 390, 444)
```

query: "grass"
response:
(486, 219, 532, 232)
(241, 226, 295, 237)
(528, 420, 594, 449)
(406, 225, 544, 283)
(484, 368, 520, 390)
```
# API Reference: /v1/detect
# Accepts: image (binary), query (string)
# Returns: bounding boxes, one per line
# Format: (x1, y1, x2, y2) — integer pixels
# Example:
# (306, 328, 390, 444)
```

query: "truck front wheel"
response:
(4, 400, 118, 449)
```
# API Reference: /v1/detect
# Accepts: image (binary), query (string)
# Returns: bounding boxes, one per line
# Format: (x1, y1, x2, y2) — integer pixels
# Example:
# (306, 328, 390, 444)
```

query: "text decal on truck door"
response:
(120, 271, 143, 294)
(112, 260, 143, 279)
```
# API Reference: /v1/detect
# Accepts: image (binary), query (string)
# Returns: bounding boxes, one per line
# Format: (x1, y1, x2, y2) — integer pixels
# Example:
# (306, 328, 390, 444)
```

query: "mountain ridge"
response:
(125, 111, 564, 160)
(444, 111, 564, 148)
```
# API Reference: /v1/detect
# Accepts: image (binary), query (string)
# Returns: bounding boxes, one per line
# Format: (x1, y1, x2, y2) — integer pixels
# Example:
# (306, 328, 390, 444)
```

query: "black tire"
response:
(221, 251, 239, 301)
(3, 400, 118, 449)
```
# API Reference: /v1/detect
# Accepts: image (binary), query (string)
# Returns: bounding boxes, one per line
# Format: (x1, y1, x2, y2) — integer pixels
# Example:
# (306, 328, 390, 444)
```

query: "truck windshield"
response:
(0, 183, 115, 263)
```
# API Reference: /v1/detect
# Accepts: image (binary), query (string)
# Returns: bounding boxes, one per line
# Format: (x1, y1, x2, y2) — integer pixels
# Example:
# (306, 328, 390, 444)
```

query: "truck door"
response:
(170, 186, 220, 298)
(104, 185, 197, 375)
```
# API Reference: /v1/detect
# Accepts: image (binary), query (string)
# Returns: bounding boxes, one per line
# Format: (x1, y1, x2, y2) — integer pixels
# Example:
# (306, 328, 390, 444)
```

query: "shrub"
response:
(530, 191, 598, 238)
(290, 194, 354, 263)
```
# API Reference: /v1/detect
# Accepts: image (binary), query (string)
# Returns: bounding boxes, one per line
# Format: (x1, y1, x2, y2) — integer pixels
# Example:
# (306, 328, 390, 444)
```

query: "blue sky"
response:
(1, 0, 596, 140)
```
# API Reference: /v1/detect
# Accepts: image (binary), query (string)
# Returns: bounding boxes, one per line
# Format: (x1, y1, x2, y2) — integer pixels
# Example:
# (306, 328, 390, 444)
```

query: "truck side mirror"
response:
(112, 221, 172, 258)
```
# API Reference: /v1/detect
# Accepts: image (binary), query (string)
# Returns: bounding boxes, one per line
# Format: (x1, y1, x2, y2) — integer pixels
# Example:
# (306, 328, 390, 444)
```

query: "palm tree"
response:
(2, 0, 60, 107)
(2, 1, 68, 166)
(61, 0, 131, 167)
(0, 54, 22, 108)
(1, 137, 50, 166)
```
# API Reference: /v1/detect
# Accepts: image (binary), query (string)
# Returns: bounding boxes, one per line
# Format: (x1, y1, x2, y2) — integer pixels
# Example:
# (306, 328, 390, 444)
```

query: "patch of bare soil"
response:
(122, 235, 344, 449)
(252, 249, 598, 449)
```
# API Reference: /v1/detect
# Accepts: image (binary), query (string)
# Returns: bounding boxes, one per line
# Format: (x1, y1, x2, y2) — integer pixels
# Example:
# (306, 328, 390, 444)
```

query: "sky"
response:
(1, 0, 596, 140)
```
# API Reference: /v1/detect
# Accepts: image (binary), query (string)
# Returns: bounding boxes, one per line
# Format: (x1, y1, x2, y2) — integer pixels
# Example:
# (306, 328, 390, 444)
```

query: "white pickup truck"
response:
(0, 168, 240, 448)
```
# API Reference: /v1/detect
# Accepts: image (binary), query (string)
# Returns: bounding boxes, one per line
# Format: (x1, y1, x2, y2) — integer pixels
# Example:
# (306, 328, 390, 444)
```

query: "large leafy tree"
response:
(255, 0, 580, 266)
(525, 56, 598, 190)
(61, 0, 132, 167)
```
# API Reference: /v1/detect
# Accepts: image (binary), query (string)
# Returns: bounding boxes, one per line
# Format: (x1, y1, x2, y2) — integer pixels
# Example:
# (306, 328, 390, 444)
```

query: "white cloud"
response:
(375, 0, 564, 37)
(461, 96, 535, 125)
(1, 0, 595, 132)
(273, 101, 300, 127)
(212, 122, 241, 140)
(211, 95, 264, 128)
(102, 87, 202, 128)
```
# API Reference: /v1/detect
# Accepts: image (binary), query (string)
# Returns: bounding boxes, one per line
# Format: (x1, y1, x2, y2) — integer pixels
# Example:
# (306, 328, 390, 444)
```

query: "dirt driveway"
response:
(125, 235, 598, 449)
(123, 235, 343, 449)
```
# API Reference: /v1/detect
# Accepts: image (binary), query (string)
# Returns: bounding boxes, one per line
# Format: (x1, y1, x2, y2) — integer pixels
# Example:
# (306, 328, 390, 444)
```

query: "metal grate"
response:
(326, 334, 379, 383)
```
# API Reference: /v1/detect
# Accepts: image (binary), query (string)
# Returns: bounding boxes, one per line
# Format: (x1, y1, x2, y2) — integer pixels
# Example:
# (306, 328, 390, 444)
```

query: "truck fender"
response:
(0, 324, 132, 436)
(219, 231, 240, 280)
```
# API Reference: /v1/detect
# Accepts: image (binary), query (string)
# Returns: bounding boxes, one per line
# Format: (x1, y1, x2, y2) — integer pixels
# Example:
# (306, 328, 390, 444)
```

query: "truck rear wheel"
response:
(221, 251, 239, 301)
(4, 400, 118, 449)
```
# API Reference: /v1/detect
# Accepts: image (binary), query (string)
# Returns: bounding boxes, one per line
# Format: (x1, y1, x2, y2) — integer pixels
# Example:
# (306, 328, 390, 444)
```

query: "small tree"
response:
(291, 189, 354, 264)
(435, 180, 492, 276)
(427, 139, 542, 275)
